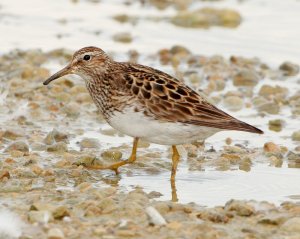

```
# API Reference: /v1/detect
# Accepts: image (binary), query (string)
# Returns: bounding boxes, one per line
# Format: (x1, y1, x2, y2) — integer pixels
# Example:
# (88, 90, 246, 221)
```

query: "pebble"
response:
(76, 182, 92, 192)
(98, 197, 117, 214)
(31, 165, 43, 175)
(223, 145, 245, 154)
(225, 200, 255, 216)
(279, 61, 299, 76)
(100, 128, 120, 136)
(128, 49, 139, 63)
(52, 206, 70, 220)
(281, 217, 300, 233)
(28, 210, 52, 224)
(0, 130, 23, 140)
(62, 102, 80, 118)
(55, 159, 71, 168)
(252, 96, 268, 107)
(171, 8, 241, 29)
(5, 141, 29, 153)
(257, 101, 280, 115)
(93, 227, 107, 236)
(31, 142, 47, 151)
(239, 159, 252, 172)
(30, 203, 54, 212)
(47, 228, 65, 239)
(259, 85, 288, 98)
(258, 213, 289, 225)
(0, 170, 10, 181)
(148, 191, 163, 199)
(166, 221, 182, 230)
(137, 140, 150, 148)
(287, 151, 300, 162)
(170, 45, 190, 57)
(20, 66, 34, 79)
(233, 69, 260, 87)
(183, 144, 198, 158)
(149, 0, 192, 10)
(74, 155, 101, 167)
(292, 130, 300, 141)
(292, 106, 300, 116)
(113, 32, 133, 43)
(146, 206, 167, 225)
(225, 137, 232, 145)
(206, 79, 224, 93)
(223, 96, 244, 111)
(221, 153, 241, 164)
(79, 138, 100, 149)
(263, 142, 281, 153)
(101, 150, 122, 162)
(75, 93, 93, 103)
(268, 119, 284, 132)
(10, 150, 26, 157)
(187, 72, 202, 85)
(113, 14, 136, 24)
(268, 156, 283, 168)
(116, 229, 137, 237)
(70, 85, 87, 94)
(44, 129, 69, 145)
(196, 208, 229, 223)
(55, 92, 70, 102)
(47, 142, 68, 153)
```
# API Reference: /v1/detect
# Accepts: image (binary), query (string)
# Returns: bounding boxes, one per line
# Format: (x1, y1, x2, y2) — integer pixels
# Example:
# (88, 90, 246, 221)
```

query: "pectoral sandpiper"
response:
(43, 46, 263, 200)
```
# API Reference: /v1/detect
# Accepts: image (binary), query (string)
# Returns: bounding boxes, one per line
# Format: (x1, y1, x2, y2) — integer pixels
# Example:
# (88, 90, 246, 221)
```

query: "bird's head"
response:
(43, 46, 111, 85)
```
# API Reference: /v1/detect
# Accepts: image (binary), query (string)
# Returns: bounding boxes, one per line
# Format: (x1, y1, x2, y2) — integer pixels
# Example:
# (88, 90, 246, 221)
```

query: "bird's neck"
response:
(85, 75, 109, 115)
(83, 62, 131, 119)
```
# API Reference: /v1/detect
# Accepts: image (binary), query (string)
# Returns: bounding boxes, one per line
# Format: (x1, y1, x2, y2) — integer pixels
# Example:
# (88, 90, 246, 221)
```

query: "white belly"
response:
(107, 107, 220, 145)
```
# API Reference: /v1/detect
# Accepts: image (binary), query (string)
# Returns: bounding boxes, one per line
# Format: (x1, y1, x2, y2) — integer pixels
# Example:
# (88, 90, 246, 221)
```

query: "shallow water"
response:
(121, 163, 300, 206)
(1, 0, 300, 206)
(1, 0, 300, 64)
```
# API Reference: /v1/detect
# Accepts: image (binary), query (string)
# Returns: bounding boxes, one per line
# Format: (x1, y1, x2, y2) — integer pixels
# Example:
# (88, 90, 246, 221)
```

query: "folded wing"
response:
(124, 64, 263, 134)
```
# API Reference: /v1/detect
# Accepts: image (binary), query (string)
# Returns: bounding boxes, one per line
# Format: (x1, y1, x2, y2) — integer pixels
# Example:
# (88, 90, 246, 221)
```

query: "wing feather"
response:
(124, 63, 263, 134)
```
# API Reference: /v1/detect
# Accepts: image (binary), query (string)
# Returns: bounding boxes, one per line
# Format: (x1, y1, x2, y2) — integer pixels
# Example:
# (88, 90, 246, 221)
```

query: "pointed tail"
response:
(230, 120, 264, 134)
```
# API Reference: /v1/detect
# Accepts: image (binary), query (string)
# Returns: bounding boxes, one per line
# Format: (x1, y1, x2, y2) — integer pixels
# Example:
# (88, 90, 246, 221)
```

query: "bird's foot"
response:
(75, 155, 136, 175)
(102, 155, 136, 174)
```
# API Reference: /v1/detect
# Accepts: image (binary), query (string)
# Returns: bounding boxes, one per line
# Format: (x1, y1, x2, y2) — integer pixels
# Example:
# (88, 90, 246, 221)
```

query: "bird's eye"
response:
(83, 55, 91, 61)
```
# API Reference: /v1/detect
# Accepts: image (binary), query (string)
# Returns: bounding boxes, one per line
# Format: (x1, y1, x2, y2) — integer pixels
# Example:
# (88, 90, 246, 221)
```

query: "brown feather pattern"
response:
(121, 63, 263, 134)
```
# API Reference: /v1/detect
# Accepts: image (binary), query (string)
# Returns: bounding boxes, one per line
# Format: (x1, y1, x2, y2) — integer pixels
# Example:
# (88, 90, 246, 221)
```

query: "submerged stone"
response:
(171, 8, 242, 29)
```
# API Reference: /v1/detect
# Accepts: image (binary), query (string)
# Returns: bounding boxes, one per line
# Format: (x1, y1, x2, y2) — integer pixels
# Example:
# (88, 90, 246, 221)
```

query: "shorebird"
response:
(43, 46, 263, 199)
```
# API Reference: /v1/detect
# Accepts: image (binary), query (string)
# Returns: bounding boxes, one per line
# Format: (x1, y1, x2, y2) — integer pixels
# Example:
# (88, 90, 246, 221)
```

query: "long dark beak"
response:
(43, 65, 72, 85)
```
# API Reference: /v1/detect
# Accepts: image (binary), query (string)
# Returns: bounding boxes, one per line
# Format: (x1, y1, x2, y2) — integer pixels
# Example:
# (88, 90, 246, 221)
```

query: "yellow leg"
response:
(171, 145, 180, 202)
(171, 145, 180, 181)
(83, 138, 139, 174)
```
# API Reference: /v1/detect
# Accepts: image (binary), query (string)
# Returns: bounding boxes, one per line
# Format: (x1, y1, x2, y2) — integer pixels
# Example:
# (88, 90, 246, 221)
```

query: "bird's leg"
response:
(80, 138, 139, 174)
(171, 145, 180, 181)
(171, 179, 178, 202)
(170, 145, 179, 202)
